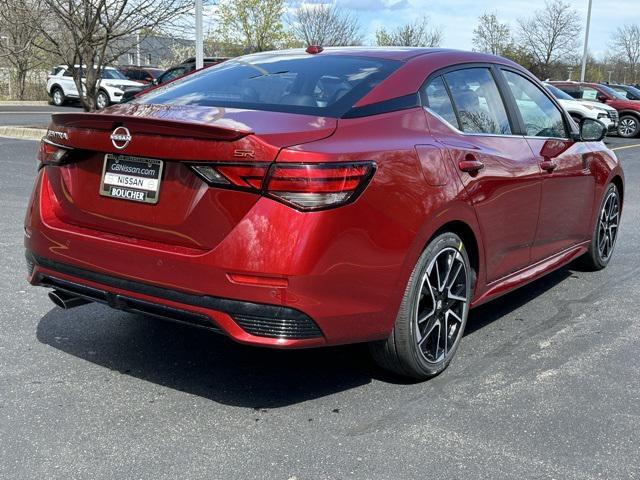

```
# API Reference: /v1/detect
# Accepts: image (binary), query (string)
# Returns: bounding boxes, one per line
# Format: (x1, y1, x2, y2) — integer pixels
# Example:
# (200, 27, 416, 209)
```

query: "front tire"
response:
(370, 232, 471, 379)
(96, 90, 110, 110)
(51, 87, 65, 106)
(580, 183, 620, 271)
(618, 115, 640, 138)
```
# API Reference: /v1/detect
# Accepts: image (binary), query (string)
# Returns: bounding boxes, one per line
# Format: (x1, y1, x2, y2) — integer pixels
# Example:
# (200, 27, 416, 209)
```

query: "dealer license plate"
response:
(99, 154, 163, 204)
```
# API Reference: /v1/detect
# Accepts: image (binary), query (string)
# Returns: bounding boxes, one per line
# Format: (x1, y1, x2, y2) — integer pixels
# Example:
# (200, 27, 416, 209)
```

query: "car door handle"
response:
(540, 160, 558, 172)
(458, 157, 485, 173)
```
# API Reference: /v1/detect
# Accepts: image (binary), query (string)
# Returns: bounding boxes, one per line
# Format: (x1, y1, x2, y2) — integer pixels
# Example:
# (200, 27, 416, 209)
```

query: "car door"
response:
(500, 69, 596, 261)
(61, 68, 78, 97)
(423, 67, 542, 283)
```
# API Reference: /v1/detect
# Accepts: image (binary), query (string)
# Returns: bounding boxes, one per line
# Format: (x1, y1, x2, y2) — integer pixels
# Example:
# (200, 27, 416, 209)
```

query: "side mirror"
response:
(596, 94, 608, 103)
(152, 79, 158, 85)
(579, 118, 606, 142)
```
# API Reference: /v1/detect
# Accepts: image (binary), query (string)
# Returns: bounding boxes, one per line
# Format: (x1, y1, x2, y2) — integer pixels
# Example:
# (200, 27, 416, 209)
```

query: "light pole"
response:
(608, 70, 614, 84)
(195, 0, 203, 70)
(567, 67, 573, 81)
(580, 0, 593, 82)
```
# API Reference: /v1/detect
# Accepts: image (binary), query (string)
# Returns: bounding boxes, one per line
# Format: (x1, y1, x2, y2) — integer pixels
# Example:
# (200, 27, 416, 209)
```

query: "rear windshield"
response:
(137, 53, 401, 117)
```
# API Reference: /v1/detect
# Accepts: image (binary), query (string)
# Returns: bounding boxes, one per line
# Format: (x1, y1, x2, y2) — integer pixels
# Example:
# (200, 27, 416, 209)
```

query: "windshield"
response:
(544, 84, 574, 100)
(599, 84, 626, 99)
(622, 85, 640, 98)
(138, 53, 401, 117)
(101, 69, 128, 80)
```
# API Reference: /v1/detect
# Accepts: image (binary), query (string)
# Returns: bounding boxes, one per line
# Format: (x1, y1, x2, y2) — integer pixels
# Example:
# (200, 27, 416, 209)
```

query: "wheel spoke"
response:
(416, 246, 469, 364)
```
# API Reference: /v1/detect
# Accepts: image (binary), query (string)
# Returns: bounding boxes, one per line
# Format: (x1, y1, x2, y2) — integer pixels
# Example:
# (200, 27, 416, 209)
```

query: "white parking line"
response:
(611, 144, 640, 152)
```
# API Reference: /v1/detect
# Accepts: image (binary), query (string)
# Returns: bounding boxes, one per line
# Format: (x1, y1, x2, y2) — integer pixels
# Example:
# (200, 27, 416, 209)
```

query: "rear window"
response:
(138, 53, 400, 117)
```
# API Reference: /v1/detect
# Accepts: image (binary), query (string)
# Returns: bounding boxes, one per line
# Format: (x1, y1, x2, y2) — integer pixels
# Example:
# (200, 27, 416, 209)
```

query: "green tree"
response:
(216, 0, 288, 53)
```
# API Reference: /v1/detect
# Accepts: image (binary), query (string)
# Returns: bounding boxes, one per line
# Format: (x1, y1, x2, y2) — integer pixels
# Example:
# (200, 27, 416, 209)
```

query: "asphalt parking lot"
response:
(1, 110, 639, 479)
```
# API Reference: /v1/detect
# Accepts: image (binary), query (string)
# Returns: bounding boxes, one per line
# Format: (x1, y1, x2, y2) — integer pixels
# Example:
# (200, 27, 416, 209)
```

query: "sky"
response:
(203, 0, 640, 59)
(331, 0, 640, 58)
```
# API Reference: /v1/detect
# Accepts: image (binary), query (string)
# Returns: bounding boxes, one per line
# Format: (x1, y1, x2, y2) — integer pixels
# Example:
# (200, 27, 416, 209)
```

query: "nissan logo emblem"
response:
(110, 126, 132, 150)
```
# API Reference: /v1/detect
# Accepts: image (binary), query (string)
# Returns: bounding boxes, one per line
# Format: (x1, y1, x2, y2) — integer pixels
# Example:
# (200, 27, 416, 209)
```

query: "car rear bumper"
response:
(28, 251, 325, 347)
(25, 168, 405, 348)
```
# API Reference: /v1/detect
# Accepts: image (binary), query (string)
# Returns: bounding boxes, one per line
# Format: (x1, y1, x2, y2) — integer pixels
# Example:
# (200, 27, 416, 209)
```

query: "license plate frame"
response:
(99, 154, 164, 204)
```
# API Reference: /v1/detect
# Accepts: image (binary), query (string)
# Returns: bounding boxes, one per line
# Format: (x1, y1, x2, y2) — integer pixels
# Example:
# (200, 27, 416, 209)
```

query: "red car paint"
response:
(25, 48, 624, 349)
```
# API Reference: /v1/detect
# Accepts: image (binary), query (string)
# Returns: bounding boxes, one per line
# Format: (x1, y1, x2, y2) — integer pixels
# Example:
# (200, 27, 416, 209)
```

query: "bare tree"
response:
(611, 24, 640, 73)
(36, 0, 192, 111)
(375, 17, 442, 47)
(290, 3, 362, 47)
(215, 0, 291, 53)
(0, 0, 47, 99)
(517, 0, 581, 76)
(473, 12, 512, 56)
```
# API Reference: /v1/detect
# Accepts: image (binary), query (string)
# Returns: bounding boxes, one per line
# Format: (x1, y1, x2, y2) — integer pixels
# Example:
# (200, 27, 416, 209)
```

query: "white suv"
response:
(47, 65, 143, 109)
(544, 83, 618, 133)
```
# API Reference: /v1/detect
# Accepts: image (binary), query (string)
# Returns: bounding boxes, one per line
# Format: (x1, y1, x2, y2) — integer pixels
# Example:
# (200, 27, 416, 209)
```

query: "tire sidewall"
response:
(589, 183, 619, 269)
(618, 115, 639, 138)
(403, 233, 472, 377)
(96, 91, 109, 109)
(52, 88, 64, 106)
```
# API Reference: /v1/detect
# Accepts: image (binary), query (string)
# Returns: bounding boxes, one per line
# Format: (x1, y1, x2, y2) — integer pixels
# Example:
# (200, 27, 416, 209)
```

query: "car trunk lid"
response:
(43, 104, 337, 250)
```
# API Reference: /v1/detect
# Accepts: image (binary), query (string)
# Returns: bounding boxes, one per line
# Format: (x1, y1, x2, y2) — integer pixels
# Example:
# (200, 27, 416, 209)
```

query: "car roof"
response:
(241, 47, 453, 62)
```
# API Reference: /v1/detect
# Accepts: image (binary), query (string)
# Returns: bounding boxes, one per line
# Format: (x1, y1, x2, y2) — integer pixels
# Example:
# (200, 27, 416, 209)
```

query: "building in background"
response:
(114, 36, 194, 67)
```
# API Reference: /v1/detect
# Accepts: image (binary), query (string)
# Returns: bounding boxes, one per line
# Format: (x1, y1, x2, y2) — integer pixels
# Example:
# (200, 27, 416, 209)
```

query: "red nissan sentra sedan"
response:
(25, 48, 623, 379)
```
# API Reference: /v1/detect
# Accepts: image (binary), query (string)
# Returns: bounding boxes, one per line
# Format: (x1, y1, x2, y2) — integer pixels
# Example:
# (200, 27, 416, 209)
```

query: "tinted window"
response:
(544, 83, 574, 101)
(423, 76, 459, 129)
(598, 84, 626, 99)
(159, 67, 187, 84)
(444, 68, 511, 135)
(139, 54, 400, 117)
(555, 85, 581, 99)
(503, 71, 566, 138)
(101, 69, 127, 80)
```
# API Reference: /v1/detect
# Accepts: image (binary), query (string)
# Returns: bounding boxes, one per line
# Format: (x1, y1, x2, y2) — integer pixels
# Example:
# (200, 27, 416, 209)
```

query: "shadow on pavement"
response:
(36, 265, 574, 407)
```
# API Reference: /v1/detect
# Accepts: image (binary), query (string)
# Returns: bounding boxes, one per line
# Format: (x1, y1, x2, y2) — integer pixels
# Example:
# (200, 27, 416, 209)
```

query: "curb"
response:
(0, 100, 50, 106)
(0, 126, 46, 141)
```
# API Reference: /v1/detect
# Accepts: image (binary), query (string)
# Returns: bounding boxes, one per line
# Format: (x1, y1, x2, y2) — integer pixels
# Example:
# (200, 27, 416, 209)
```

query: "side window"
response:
(503, 71, 567, 138)
(423, 76, 459, 129)
(444, 68, 511, 135)
(160, 68, 185, 84)
(63, 69, 72, 77)
(581, 87, 600, 101)
(558, 86, 580, 99)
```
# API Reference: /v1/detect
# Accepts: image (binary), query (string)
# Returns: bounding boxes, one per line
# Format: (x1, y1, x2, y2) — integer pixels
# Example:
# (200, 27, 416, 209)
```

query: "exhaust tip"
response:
(48, 290, 91, 309)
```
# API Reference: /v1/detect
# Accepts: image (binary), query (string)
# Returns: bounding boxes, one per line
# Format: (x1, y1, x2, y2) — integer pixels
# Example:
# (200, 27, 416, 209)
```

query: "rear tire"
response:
(370, 232, 471, 379)
(51, 87, 65, 106)
(96, 90, 110, 110)
(618, 115, 640, 138)
(580, 183, 620, 271)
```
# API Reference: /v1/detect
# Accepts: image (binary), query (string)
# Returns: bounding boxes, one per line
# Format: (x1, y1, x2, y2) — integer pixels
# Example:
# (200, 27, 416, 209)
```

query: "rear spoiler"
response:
(51, 111, 253, 142)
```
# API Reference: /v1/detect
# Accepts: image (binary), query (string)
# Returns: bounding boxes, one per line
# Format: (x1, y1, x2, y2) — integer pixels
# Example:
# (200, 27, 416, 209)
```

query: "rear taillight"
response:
(189, 161, 375, 211)
(37, 140, 70, 166)
(265, 163, 376, 210)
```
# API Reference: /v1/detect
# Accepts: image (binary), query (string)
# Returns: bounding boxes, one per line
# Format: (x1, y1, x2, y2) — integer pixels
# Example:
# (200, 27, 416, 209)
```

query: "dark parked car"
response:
(552, 81, 640, 137)
(121, 57, 229, 102)
(29, 48, 623, 380)
(118, 66, 164, 84)
(606, 83, 640, 101)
